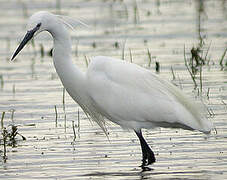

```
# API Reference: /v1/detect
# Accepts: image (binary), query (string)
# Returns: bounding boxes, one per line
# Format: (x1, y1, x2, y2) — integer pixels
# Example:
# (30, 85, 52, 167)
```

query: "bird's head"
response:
(11, 11, 55, 60)
(11, 11, 88, 61)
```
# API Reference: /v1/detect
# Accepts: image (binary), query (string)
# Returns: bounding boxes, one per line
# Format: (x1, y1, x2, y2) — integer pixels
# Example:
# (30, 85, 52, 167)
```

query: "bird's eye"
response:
(36, 23, 41, 28)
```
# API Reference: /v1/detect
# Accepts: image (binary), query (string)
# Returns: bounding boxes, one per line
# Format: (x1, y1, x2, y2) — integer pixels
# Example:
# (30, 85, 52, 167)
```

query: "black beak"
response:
(11, 24, 41, 61)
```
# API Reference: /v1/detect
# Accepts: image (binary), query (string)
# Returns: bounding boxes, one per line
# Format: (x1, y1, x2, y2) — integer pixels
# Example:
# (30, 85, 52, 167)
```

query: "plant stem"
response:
(199, 64, 202, 94)
(1, 112, 5, 129)
(72, 120, 76, 141)
(147, 49, 152, 67)
(219, 47, 227, 66)
(184, 45, 197, 89)
(129, 48, 133, 63)
(54, 105, 58, 127)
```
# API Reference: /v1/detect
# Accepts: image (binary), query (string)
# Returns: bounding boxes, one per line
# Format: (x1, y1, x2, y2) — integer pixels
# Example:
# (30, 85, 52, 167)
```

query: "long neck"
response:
(49, 22, 86, 101)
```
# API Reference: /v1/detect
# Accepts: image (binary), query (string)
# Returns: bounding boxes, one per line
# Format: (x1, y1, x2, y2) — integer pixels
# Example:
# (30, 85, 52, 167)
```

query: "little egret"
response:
(11, 11, 212, 167)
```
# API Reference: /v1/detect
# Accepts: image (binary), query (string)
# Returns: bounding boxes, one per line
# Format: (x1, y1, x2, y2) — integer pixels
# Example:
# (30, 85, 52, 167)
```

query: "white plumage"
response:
(87, 56, 211, 133)
(11, 11, 213, 167)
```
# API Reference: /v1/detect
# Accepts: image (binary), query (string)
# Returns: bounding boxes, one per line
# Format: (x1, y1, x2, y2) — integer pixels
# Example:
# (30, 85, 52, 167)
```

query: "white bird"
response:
(11, 11, 213, 167)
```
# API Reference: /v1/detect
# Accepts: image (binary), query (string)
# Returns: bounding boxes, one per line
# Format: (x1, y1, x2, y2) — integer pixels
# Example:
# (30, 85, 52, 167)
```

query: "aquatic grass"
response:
(48, 48, 53, 57)
(30, 58, 36, 78)
(133, 0, 140, 24)
(177, 74, 183, 90)
(54, 105, 58, 127)
(5, 37, 10, 52)
(122, 1, 129, 20)
(204, 41, 212, 63)
(207, 107, 215, 117)
(12, 84, 15, 94)
(155, 61, 160, 73)
(114, 42, 119, 49)
(9, 125, 26, 145)
(75, 39, 79, 57)
(122, 40, 127, 60)
(92, 42, 96, 49)
(190, 47, 204, 73)
(171, 66, 176, 80)
(1, 112, 5, 129)
(77, 108, 80, 137)
(207, 56, 211, 66)
(10, 110, 26, 141)
(222, 100, 226, 106)
(184, 39, 215, 94)
(62, 88, 67, 132)
(184, 45, 197, 89)
(219, 47, 227, 67)
(207, 88, 210, 100)
(10, 109, 15, 124)
(147, 48, 152, 67)
(143, 39, 148, 45)
(1, 111, 26, 162)
(222, 100, 227, 113)
(39, 43, 44, 58)
(84, 55, 89, 67)
(129, 48, 133, 63)
(1, 111, 6, 159)
(31, 39, 37, 57)
(21, 2, 28, 18)
(199, 63, 203, 93)
(56, 0, 61, 14)
(195, 0, 207, 48)
(0, 75, 4, 89)
(221, 99, 227, 112)
(51, 73, 57, 80)
(72, 120, 76, 141)
(2, 127, 8, 161)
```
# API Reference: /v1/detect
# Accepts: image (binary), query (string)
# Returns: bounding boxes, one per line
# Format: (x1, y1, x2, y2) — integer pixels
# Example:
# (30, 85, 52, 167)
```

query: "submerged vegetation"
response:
(0, 111, 26, 162)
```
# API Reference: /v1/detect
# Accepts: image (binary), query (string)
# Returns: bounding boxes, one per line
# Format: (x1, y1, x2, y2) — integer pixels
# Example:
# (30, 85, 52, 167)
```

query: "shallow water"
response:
(0, 0, 227, 179)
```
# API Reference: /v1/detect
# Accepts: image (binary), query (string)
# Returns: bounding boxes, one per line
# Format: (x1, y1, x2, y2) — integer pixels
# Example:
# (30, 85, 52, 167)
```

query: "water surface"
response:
(0, 0, 227, 179)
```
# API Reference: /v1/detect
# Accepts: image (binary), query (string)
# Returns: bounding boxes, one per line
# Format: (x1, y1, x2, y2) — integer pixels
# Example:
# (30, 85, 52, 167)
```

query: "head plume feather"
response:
(56, 15, 89, 31)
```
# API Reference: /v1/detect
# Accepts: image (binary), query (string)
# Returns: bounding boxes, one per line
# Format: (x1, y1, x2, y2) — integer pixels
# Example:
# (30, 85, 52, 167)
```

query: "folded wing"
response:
(86, 56, 212, 133)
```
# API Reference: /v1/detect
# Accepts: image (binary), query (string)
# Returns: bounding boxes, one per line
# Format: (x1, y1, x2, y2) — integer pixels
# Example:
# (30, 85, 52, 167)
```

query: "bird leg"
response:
(135, 130, 156, 167)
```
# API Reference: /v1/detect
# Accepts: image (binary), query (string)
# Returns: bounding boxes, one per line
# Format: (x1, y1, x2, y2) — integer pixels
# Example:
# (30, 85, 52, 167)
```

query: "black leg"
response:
(135, 129, 156, 167)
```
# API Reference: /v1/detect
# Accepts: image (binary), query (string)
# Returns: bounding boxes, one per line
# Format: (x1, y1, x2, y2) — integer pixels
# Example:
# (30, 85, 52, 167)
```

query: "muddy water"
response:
(0, 0, 227, 179)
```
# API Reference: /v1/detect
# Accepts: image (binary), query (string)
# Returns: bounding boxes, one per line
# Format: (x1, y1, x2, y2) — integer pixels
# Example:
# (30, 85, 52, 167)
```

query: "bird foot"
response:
(139, 158, 154, 171)
(141, 166, 153, 171)
(147, 151, 156, 165)
(141, 150, 156, 167)
(134, 130, 156, 168)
